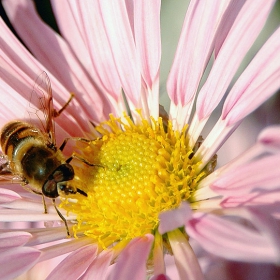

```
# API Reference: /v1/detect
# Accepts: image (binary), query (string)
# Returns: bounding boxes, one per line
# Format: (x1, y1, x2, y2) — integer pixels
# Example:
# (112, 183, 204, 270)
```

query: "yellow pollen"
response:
(61, 113, 207, 245)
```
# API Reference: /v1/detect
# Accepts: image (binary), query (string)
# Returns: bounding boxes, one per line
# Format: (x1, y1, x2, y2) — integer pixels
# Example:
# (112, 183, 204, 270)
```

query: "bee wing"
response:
(27, 71, 56, 146)
(0, 174, 24, 185)
(0, 155, 24, 184)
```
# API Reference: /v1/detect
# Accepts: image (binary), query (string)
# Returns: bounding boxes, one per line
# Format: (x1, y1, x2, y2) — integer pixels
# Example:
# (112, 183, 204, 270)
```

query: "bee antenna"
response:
(77, 188, 88, 197)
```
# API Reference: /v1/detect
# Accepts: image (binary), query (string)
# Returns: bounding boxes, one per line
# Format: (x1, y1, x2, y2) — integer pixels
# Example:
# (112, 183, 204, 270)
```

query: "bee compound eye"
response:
(53, 164, 74, 182)
(43, 179, 58, 198)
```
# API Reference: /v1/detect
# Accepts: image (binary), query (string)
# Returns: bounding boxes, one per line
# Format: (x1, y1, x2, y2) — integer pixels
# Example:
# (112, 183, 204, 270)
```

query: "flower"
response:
(0, 0, 280, 279)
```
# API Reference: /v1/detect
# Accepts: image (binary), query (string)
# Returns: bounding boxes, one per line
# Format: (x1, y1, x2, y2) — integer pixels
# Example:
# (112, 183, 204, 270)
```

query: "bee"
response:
(0, 72, 92, 236)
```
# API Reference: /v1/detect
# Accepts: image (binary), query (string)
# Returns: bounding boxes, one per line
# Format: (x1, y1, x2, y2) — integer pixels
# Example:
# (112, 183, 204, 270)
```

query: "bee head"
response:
(42, 164, 87, 198)
(42, 164, 74, 198)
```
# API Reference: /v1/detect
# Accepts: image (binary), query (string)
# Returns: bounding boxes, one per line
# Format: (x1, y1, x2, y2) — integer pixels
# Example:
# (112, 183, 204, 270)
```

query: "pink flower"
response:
(0, 0, 280, 279)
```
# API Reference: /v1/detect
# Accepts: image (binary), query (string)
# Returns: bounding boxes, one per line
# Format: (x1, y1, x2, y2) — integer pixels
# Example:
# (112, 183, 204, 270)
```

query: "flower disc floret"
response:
(62, 113, 208, 244)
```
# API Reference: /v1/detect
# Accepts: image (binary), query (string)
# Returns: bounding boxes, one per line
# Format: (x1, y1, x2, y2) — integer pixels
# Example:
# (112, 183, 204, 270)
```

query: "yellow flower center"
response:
(61, 113, 209, 245)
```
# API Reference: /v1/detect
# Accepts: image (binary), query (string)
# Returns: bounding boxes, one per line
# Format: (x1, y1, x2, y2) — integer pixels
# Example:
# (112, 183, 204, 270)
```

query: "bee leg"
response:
(59, 137, 91, 152)
(42, 195, 48, 214)
(0, 169, 13, 176)
(25, 188, 48, 214)
(0, 161, 9, 172)
(66, 153, 104, 168)
(52, 199, 70, 237)
(53, 93, 75, 118)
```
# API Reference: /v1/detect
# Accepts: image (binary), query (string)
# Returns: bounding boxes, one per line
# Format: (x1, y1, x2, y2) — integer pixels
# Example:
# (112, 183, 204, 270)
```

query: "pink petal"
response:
(257, 125, 280, 153)
(211, 154, 280, 195)
(1, 199, 66, 214)
(0, 70, 76, 143)
(39, 238, 94, 262)
(0, 197, 76, 226)
(195, 122, 279, 180)
(222, 26, 280, 126)
(213, 0, 245, 56)
(158, 202, 192, 234)
(45, 244, 98, 280)
(186, 211, 279, 262)
(0, 20, 45, 111)
(224, 207, 280, 260)
(168, 229, 204, 280)
(107, 234, 154, 280)
(197, 142, 264, 190)
(196, 0, 275, 120)
(153, 232, 165, 276)
(134, 1, 161, 89)
(0, 188, 21, 203)
(0, 79, 30, 126)
(134, 0, 161, 118)
(79, 249, 113, 280)
(192, 118, 238, 171)
(27, 227, 70, 246)
(50, 1, 99, 75)
(167, 0, 230, 125)
(51, 1, 123, 115)
(83, 0, 141, 108)
(0, 20, 89, 138)
(221, 190, 280, 218)
(150, 274, 171, 280)
(3, 0, 72, 83)
(0, 247, 41, 280)
(0, 231, 32, 249)
(0, 17, 43, 86)
(2, 0, 106, 125)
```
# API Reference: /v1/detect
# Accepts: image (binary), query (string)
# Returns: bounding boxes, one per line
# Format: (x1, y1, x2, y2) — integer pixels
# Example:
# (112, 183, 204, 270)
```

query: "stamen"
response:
(61, 112, 216, 246)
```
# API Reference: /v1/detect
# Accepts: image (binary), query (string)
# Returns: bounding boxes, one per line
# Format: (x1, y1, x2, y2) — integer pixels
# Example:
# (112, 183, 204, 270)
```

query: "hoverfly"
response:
(0, 72, 93, 236)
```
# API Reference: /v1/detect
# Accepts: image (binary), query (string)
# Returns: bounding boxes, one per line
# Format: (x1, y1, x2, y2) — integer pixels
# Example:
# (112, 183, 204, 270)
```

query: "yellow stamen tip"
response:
(61, 112, 210, 246)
